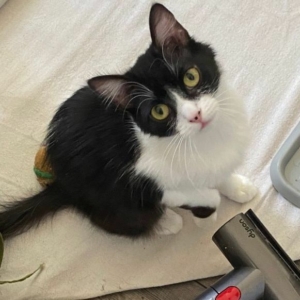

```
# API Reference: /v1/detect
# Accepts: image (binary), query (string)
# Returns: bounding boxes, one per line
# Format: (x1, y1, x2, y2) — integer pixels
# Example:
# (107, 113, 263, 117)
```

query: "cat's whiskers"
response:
(170, 135, 184, 187)
(218, 101, 238, 108)
(93, 88, 110, 104)
(211, 74, 219, 85)
(190, 138, 208, 170)
(122, 85, 153, 106)
(178, 135, 184, 169)
(160, 134, 181, 172)
(148, 58, 162, 72)
(210, 74, 220, 92)
(217, 97, 247, 118)
(136, 98, 153, 115)
(184, 138, 197, 188)
(221, 113, 244, 123)
(219, 107, 243, 115)
(192, 140, 215, 187)
(122, 94, 152, 119)
(199, 81, 214, 93)
(148, 57, 174, 75)
(94, 81, 153, 111)
(219, 106, 245, 117)
(179, 123, 194, 137)
(122, 81, 152, 94)
(132, 82, 152, 94)
(214, 90, 230, 100)
(216, 97, 235, 104)
(161, 135, 181, 185)
(199, 75, 220, 93)
(96, 86, 121, 108)
(214, 92, 230, 103)
(175, 136, 185, 186)
(188, 136, 200, 168)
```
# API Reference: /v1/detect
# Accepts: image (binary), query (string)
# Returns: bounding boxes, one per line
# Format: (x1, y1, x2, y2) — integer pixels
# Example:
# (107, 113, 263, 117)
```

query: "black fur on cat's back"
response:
(0, 86, 164, 238)
(46, 87, 164, 237)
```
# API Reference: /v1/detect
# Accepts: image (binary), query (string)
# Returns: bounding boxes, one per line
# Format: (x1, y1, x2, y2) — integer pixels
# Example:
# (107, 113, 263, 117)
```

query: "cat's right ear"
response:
(88, 75, 133, 108)
(149, 3, 190, 55)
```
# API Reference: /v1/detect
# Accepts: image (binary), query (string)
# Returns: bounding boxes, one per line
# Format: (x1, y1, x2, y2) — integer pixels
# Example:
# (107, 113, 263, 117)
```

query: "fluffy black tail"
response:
(0, 183, 69, 239)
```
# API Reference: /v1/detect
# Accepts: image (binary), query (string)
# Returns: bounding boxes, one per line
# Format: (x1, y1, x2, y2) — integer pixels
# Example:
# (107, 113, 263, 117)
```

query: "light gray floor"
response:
(88, 260, 300, 300)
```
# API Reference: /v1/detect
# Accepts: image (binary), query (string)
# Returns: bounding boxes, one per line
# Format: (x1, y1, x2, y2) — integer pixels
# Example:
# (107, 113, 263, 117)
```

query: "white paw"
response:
(221, 174, 258, 204)
(193, 211, 218, 227)
(155, 208, 183, 235)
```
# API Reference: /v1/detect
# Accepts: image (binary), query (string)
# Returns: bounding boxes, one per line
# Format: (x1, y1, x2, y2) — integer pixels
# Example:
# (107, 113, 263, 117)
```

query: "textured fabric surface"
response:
(0, 1, 300, 299)
(0, 0, 7, 9)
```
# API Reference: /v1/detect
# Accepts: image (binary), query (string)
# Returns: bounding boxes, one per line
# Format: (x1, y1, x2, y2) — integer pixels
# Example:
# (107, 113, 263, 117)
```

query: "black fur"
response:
(46, 87, 164, 237)
(181, 205, 216, 218)
(0, 183, 69, 238)
(0, 3, 220, 238)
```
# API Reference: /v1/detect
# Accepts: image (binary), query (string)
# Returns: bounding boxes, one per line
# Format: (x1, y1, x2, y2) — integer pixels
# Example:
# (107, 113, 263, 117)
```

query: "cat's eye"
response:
(151, 104, 170, 121)
(183, 67, 201, 88)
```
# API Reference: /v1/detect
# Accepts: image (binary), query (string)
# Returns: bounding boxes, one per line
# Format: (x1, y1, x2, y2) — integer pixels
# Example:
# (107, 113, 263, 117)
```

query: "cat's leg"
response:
(162, 188, 221, 219)
(218, 174, 258, 203)
(154, 208, 183, 235)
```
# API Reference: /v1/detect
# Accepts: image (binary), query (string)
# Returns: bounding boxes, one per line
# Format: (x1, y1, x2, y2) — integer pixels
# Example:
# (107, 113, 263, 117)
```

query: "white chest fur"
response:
(134, 79, 249, 193)
(134, 125, 247, 191)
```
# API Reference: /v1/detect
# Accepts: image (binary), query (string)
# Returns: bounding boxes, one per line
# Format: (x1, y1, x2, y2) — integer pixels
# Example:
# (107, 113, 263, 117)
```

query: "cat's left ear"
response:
(88, 75, 133, 108)
(149, 3, 190, 55)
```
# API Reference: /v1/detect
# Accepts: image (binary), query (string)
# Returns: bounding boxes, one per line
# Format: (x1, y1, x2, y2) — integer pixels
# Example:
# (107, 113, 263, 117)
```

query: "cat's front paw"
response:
(155, 208, 183, 235)
(193, 210, 218, 227)
(219, 174, 258, 204)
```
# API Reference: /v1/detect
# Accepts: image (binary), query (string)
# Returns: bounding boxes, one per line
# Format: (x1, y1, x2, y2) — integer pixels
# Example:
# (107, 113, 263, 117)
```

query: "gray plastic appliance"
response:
(271, 121, 300, 208)
(194, 209, 300, 300)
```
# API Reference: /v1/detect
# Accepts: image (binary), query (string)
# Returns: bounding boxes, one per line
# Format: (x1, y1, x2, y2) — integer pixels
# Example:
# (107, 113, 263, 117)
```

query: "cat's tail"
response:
(0, 183, 69, 239)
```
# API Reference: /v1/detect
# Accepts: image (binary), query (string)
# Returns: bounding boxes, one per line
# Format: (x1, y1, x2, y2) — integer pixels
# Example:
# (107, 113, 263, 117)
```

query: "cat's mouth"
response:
(185, 104, 217, 131)
(189, 118, 212, 130)
(200, 120, 211, 129)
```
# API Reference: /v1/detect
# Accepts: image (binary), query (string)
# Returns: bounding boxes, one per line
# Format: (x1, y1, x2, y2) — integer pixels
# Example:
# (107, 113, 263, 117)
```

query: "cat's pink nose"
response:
(189, 111, 202, 123)
(189, 110, 211, 128)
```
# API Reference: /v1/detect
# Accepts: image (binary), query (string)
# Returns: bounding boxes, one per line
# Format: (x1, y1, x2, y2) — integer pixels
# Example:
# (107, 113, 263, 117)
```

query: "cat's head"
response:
(88, 3, 244, 139)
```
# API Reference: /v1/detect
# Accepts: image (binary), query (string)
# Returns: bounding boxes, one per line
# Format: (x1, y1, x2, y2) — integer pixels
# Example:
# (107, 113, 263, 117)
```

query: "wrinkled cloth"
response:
(0, 1, 300, 299)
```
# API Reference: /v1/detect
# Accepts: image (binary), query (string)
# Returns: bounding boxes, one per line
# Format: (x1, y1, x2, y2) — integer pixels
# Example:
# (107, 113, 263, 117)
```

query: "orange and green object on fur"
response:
(33, 146, 54, 187)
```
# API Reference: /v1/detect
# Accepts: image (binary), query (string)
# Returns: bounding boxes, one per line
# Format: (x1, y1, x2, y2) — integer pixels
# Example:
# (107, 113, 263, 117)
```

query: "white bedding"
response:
(0, 1, 300, 299)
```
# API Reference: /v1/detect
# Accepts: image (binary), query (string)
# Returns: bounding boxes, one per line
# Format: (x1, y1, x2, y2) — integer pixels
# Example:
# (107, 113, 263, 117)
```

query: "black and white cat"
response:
(0, 3, 257, 238)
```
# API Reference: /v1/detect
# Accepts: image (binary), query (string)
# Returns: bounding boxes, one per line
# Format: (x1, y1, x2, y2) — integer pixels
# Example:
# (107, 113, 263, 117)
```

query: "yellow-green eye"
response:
(151, 104, 170, 121)
(183, 67, 201, 88)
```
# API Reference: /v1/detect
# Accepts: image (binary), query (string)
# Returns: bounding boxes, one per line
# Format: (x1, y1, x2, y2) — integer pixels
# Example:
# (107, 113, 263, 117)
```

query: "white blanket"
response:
(0, 1, 300, 299)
